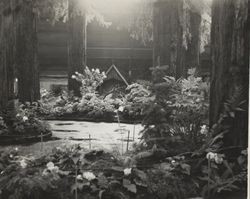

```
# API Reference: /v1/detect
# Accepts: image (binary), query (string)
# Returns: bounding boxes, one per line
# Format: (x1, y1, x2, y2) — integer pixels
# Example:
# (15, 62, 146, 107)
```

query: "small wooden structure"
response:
(99, 64, 129, 95)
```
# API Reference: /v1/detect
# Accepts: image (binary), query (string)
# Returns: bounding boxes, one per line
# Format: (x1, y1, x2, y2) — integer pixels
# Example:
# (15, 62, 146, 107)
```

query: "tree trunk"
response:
(0, 1, 15, 111)
(68, 0, 87, 96)
(210, 0, 249, 147)
(153, 0, 201, 78)
(16, 0, 40, 103)
(186, 11, 201, 71)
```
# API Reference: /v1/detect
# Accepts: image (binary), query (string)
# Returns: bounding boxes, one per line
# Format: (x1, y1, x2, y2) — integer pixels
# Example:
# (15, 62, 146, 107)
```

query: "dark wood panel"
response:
(38, 32, 68, 46)
(87, 48, 152, 59)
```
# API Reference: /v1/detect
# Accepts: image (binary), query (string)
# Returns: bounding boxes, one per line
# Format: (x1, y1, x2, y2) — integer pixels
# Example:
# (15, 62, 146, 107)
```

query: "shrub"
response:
(72, 66, 107, 95)
(77, 94, 115, 119)
(3, 103, 51, 136)
(122, 82, 154, 120)
(140, 69, 209, 153)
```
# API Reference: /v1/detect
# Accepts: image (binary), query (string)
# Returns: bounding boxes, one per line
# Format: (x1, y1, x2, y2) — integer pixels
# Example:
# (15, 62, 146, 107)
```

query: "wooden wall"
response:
(38, 20, 153, 84)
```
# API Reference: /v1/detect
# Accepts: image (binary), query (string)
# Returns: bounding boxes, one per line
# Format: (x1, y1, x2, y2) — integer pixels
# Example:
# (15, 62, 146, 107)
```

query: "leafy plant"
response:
(122, 82, 154, 120)
(140, 68, 209, 153)
(72, 67, 106, 96)
(1, 103, 51, 136)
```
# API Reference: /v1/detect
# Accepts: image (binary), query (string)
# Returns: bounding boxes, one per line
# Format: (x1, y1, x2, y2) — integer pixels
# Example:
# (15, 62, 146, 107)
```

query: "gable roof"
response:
(105, 64, 129, 86)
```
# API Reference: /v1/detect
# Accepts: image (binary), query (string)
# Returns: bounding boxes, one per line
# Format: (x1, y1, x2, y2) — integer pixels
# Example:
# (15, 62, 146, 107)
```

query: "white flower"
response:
(15, 147, 18, 151)
(75, 71, 79, 75)
(76, 175, 83, 180)
(196, 98, 201, 103)
(71, 75, 76, 79)
(95, 69, 100, 74)
(46, 162, 55, 170)
(82, 171, 96, 181)
(206, 152, 216, 160)
(124, 168, 132, 176)
(42, 169, 50, 176)
(214, 154, 224, 164)
(9, 154, 13, 158)
(46, 162, 59, 173)
(51, 166, 59, 173)
(16, 114, 20, 117)
(20, 159, 27, 168)
(22, 116, 28, 122)
(200, 125, 208, 134)
(92, 69, 95, 72)
(118, 106, 124, 112)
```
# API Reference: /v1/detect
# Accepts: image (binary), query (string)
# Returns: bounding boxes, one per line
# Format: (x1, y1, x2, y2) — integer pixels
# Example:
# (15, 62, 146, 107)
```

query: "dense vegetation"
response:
(0, 0, 248, 198)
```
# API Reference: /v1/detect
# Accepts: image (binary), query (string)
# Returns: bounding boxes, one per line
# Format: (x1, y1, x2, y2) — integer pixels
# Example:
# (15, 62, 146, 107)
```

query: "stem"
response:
(126, 130, 130, 152)
(207, 158, 211, 199)
(89, 134, 91, 150)
(40, 132, 43, 152)
(75, 166, 78, 199)
(117, 111, 120, 127)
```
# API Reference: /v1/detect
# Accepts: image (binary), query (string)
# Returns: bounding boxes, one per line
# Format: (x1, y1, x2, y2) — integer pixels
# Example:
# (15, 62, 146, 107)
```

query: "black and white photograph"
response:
(0, 0, 249, 198)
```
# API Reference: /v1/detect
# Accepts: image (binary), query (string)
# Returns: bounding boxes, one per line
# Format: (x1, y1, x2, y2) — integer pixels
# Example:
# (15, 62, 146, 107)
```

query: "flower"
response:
(15, 147, 18, 151)
(118, 106, 124, 112)
(82, 171, 96, 181)
(46, 162, 59, 173)
(22, 116, 28, 122)
(75, 71, 79, 75)
(214, 154, 224, 164)
(42, 169, 50, 176)
(124, 168, 132, 176)
(206, 152, 224, 164)
(95, 69, 100, 73)
(200, 125, 208, 134)
(46, 162, 55, 170)
(49, 165, 59, 173)
(76, 175, 83, 181)
(20, 159, 27, 168)
(71, 75, 76, 79)
(206, 152, 216, 160)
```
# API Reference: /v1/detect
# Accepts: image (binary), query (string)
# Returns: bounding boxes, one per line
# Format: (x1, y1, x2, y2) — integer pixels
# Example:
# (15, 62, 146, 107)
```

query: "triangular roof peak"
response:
(106, 64, 129, 86)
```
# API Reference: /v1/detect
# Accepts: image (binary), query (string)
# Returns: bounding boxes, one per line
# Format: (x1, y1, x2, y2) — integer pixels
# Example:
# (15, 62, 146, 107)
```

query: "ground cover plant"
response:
(0, 139, 246, 199)
(0, 103, 51, 140)
(140, 68, 209, 154)
(37, 67, 152, 122)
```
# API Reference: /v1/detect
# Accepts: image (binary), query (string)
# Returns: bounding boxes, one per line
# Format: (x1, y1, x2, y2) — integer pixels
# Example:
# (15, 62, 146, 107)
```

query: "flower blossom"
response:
(20, 159, 27, 168)
(46, 162, 59, 173)
(200, 125, 208, 134)
(82, 171, 96, 181)
(206, 152, 224, 164)
(124, 168, 132, 176)
(22, 116, 28, 122)
(95, 69, 100, 73)
(118, 106, 124, 112)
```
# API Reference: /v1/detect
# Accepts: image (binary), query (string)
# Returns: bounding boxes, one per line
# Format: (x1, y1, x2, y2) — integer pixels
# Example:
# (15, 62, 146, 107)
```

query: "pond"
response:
(0, 121, 143, 157)
(49, 120, 143, 152)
